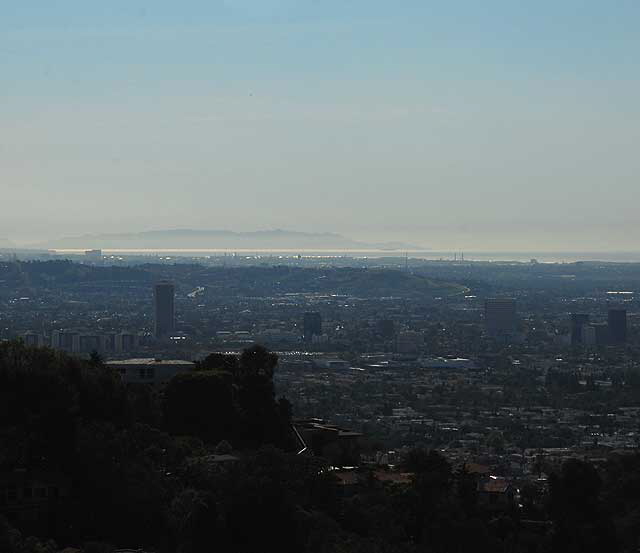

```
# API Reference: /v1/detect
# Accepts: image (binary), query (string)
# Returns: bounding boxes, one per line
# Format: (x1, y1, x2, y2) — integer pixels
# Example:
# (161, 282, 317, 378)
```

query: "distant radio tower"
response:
(405, 252, 409, 272)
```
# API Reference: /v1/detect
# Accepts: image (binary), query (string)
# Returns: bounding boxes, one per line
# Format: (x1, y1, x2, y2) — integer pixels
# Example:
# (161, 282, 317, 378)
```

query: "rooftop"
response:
(106, 358, 195, 366)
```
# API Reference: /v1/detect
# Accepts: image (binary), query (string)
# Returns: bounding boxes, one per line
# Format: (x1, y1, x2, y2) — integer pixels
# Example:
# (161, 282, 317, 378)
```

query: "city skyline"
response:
(3, 4, 640, 551)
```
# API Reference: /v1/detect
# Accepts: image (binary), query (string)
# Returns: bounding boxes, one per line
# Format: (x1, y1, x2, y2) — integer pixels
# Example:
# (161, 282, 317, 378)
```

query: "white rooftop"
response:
(106, 358, 195, 366)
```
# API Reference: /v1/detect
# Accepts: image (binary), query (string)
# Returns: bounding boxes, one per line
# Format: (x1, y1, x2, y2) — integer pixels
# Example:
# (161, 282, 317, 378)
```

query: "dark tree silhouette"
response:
(550, 458, 618, 553)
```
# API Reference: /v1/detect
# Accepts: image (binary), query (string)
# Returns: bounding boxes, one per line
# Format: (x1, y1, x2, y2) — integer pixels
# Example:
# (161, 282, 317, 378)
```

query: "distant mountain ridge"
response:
(36, 229, 422, 251)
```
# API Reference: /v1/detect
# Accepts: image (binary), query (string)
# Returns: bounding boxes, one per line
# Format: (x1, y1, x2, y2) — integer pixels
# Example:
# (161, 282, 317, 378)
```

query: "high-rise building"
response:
(116, 331, 140, 353)
(377, 319, 396, 340)
(396, 330, 423, 354)
(84, 249, 103, 264)
(484, 298, 517, 336)
(102, 332, 117, 352)
(154, 281, 175, 339)
(570, 313, 590, 345)
(78, 334, 101, 353)
(51, 330, 79, 352)
(23, 331, 45, 348)
(582, 323, 610, 347)
(303, 312, 322, 342)
(608, 308, 627, 344)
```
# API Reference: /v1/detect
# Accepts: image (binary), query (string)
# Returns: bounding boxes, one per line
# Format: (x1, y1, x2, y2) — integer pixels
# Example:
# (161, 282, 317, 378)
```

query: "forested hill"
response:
(0, 260, 466, 299)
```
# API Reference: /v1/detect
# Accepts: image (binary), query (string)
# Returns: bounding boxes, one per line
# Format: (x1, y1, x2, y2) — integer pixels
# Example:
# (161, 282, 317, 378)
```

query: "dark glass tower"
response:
(570, 313, 590, 345)
(608, 308, 627, 344)
(303, 312, 322, 342)
(484, 298, 517, 336)
(154, 281, 175, 339)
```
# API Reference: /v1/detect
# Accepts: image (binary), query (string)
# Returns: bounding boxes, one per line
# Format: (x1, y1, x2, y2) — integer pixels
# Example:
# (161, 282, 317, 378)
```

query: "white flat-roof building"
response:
(313, 358, 351, 370)
(419, 357, 477, 370)
(106, 358, 194, 385)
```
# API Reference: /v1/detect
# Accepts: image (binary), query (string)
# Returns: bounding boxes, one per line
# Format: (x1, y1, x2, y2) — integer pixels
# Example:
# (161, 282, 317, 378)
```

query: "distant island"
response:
(35, 229, 423, 251)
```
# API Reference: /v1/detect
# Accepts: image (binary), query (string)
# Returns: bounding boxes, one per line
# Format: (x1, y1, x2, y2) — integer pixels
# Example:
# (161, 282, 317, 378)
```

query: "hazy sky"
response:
(2, 1, 639, 250)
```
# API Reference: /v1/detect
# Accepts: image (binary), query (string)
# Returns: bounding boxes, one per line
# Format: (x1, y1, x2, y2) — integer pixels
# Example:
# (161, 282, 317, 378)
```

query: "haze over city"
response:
(2, 1, 639, 251)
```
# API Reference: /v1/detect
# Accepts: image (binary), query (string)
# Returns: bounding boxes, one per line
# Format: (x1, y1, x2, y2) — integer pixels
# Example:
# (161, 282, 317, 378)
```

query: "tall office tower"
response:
(377, 319, 396, 340)
(303, 312, 322, 342)
(154, 281, 175, 339)
(484, 298, 517, 336)
(570, 313, 590, 345)
(608, 308, 627, 344)
(396, 330, 424, 354)
(582, 323, 610, 347)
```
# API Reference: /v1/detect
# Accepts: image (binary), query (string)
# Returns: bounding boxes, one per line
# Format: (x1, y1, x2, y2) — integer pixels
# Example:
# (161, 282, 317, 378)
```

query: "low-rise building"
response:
(106, 358, 195, 384)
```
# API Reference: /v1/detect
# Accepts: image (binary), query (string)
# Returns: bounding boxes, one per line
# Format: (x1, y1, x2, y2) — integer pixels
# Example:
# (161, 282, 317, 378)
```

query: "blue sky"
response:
(2, 1, 639, 249)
